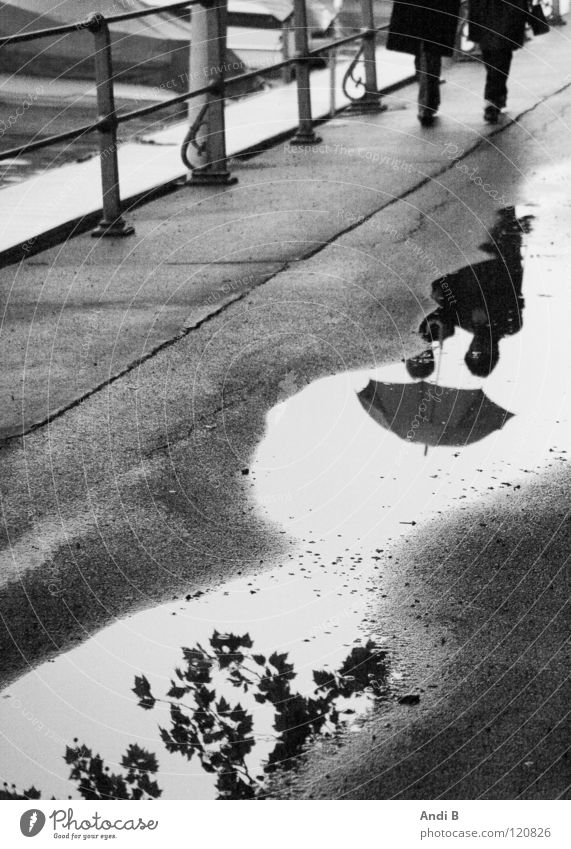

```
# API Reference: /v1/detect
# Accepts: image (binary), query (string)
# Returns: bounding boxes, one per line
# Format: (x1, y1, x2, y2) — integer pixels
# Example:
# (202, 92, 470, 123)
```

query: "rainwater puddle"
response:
(253, 208, 571, 543)
(2, 207, 571, 799)
(0, 567, 393, 800)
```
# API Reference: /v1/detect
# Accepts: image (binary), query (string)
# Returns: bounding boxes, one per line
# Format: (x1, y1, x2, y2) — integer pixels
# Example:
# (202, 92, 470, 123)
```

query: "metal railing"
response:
(0, 0, 390, 239)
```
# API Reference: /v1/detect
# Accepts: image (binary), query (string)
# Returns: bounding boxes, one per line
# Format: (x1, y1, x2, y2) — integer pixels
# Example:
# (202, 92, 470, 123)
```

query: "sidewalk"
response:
(0, 45, 414, 257)
(0, 21, 570, 799)
(1, 25, 570, 441)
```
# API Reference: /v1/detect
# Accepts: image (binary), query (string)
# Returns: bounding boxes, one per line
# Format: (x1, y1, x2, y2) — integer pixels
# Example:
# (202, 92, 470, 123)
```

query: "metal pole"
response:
(358, 0, 382, 111)
(281, 19, 294, 85)
(187, 0, 236, 185)
(329, 49, 336, 117)
(88, 13, 134, 237)
(550, 0, 566, 26)
(290, 0, 321, 145)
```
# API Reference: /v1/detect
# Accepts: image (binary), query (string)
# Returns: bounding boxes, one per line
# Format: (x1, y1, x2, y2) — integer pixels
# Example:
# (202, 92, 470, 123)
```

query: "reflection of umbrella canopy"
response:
(358, 380, 513, 447)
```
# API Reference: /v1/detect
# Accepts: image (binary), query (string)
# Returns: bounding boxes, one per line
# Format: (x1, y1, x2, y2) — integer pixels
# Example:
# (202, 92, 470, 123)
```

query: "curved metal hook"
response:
(341, 43, 367, 103)
(180, 102, 210, 171)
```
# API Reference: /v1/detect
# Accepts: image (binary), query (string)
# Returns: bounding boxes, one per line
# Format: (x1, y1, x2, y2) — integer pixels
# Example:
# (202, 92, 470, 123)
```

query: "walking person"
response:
(387, 1, 461, 126)
(468, 0, 531, 123)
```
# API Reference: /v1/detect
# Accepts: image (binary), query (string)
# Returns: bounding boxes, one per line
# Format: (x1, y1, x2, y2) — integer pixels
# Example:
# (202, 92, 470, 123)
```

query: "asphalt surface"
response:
(0, 24, 570, 799)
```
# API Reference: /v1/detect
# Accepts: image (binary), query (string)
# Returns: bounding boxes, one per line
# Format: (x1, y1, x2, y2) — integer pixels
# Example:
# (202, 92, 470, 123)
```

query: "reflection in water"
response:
(251, 202, 571, 548)
(2, 744, 161, 801)
(362, 208, 531, 451)
(3, 204, 570, 802)
(135, 632, 387, 799)
(1, 634, 388, 800)
(358, 379, 513, 448)
(408, 207, 531, 380)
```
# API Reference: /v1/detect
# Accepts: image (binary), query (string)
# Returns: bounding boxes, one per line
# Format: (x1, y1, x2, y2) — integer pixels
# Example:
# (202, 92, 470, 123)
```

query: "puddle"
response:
(0, 584, 393, 800)
(2, 206, 571, 799)
(253, 207, 570, 543)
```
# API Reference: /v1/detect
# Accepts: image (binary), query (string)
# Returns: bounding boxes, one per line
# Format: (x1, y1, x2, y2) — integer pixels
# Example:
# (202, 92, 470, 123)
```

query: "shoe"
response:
(484, 104, 500, 124)
(418, 108, 436, 127)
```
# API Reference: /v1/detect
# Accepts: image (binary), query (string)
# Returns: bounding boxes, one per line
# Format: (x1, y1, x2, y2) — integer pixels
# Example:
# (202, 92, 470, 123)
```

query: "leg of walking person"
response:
(481, 47, 513, 122)
(417, 41, 442, 126)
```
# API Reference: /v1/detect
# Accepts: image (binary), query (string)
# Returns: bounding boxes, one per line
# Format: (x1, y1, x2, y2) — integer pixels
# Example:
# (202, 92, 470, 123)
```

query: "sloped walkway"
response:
(1, 26, 570, 440)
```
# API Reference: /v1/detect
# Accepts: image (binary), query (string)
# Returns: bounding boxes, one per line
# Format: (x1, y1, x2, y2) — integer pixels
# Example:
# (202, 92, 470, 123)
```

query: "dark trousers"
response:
(481, 48, 513, 108)
(415, 43, 442, 112)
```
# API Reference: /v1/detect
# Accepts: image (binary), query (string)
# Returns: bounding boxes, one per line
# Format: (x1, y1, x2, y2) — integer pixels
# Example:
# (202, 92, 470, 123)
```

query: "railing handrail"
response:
(0, 1, 198, 48)
(0, 81, 218, 163)
(0, 0, 395, 239)
(0, 19, 389, 165)
(308, 25, 387, 56)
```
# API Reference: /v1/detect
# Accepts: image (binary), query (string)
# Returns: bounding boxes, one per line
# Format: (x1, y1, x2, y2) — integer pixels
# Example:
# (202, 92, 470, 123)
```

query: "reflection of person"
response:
(467, 0, 531, 123)
(464, 330, 500, 377)
(387, 1, 461, 126)
(406, 347, 435, 379)
(408, 207, 528, 377)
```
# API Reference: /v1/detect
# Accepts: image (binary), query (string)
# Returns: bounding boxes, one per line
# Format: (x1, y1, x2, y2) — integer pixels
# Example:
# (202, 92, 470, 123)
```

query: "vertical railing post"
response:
(186, 0, 236, 185)
(281, 18, 294, 84)
(328, 49, 337, 117)
(358, 0, 383, 111)
(88, 13, 134, 237)
(550, 0, 566, 25)
(290, 0, 321, 145)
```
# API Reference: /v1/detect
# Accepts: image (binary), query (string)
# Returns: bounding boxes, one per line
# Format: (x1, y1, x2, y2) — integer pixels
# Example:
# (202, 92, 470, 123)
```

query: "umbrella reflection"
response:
(358, 208, 531, 450)
(358, 379, 513, 448)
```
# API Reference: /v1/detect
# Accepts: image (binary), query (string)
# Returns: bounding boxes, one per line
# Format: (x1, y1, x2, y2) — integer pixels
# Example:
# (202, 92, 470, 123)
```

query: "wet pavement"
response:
(2, 199, 570, 798)
(1, 592, 393, 799)
(1, 35, 571, 800)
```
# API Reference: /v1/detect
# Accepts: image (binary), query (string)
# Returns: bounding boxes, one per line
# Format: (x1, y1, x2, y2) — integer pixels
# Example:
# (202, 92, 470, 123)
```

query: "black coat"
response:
(387, 1, 461, 57)
(468, 0, 530, 51)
